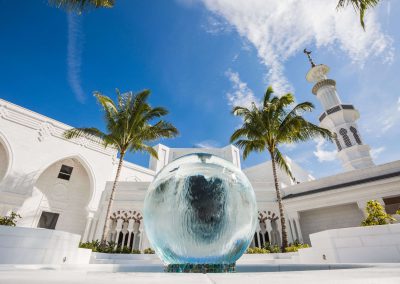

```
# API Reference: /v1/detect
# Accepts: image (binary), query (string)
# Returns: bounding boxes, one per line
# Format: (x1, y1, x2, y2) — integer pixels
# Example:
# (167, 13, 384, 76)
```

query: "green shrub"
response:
(0, 212, 21, 226)
(79, 240, 100, 251)
(285, 243, 309, 252)
(361, 200, 396, 226)
(246, 247, 270, 254)
(144, 248, 155, 254)
(79, 240, 141, 254)
(264, 242, 281, 253)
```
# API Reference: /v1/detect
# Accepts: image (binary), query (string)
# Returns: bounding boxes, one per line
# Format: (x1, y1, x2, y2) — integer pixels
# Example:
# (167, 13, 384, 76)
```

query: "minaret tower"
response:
(304, 49, 374, 171)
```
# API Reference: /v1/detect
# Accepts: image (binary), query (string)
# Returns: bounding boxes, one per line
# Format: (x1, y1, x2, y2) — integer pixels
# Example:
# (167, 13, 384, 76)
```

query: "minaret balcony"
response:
(312, 79, 336, 95)
(319, 104, 356, 122)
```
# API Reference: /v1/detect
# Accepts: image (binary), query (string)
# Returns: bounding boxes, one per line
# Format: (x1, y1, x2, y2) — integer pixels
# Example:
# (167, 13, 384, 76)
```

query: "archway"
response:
(19, 156, 93, 236)
(0, 135, 11, 183)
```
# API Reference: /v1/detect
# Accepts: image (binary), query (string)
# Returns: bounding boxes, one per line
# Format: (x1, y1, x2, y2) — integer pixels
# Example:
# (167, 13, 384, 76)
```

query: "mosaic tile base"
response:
(165, 263, 236, 273)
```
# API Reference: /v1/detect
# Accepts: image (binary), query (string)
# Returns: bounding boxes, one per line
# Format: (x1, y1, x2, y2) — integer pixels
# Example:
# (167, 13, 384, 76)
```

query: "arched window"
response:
(350, 126, 362, 145)
(339, 128, 352, 147)
(333, 133, 342, 151)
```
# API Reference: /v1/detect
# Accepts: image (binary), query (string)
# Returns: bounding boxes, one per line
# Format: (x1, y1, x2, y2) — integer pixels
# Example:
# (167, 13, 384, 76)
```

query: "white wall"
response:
(299, 203, 364, 244)
(92, 181, 150, 248)
(119, 161, 155, 182)
(149, 144, 241, 173)
(0, 99, 117, 216)
(298, 223, 400, 263)
(243, 157, 314, 191)
(0, 225, 91, 264)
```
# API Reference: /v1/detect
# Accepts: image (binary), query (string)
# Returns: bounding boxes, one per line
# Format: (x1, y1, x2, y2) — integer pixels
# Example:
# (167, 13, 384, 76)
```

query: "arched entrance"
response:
(19, 156, 93, 236)
(0, 136, 11, 183)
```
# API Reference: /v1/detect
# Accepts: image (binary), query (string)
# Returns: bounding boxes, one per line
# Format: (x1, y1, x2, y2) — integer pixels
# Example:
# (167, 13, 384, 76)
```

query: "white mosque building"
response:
(0, 59, 399, 252)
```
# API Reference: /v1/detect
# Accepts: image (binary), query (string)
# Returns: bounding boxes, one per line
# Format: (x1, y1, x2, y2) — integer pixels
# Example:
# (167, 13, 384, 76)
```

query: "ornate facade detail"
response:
(312, 79, 336, 95)
(339, 128, 352, 147)
(37, 122, 54, 142)
(110, 210, 143, 222)
(0, 99, 116, 156)
(108, 209, 143, 251)
(0, 105, 7, 118)
(252, 210, 281, 248)
(350, 126, 362, 145)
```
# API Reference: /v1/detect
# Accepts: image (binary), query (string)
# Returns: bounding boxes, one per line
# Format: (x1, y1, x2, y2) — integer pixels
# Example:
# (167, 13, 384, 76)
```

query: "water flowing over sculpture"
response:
(144, 153, 257, 272)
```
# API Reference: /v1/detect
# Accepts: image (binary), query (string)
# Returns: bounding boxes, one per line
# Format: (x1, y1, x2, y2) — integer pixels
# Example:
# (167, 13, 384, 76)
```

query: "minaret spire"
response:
(304, 50, 374, 171)
(303, 48, 316, 68)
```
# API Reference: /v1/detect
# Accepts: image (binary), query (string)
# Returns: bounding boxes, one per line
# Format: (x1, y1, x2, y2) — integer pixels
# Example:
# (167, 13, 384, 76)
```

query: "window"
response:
(58, 165, 73, 180)
(37, 211, 59, 230)
(350, 126, 362, 145)
(333, 133, 342, 151)
(339, 128, 352, 147)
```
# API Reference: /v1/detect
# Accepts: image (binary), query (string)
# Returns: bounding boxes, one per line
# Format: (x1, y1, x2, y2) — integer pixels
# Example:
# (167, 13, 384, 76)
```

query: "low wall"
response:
(0, 225, 91, 264)
(298, 223, 400, 263)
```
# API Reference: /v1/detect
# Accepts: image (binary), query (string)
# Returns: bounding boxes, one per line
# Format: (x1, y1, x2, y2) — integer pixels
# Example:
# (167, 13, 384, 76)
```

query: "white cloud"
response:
(200, 0, 393, 94)
(398, 97, 400, 111)
(313, 138, 337, 162)
(225, 69, 257, 108)
(202, 15, 232, 35)
(281, 143, 297, 152)
(371, 146, 385, 159)
(67, 14, 86, 103)
(195, 139, 220, 148)
(375, 97, 400, 134)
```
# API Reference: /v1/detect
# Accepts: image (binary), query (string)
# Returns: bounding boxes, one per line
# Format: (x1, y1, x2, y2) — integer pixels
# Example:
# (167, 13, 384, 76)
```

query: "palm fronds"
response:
(337, 0, 381, 30)
(49, 0, 114, 13)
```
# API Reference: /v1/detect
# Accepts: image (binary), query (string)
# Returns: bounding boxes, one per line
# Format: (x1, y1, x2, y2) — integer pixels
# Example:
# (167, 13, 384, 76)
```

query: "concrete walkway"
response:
(0, 264, 400, 284)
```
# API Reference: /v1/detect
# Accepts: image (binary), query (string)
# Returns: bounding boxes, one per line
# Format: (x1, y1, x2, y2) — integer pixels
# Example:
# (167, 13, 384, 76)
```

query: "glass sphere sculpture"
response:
(144, 153, 257, 265)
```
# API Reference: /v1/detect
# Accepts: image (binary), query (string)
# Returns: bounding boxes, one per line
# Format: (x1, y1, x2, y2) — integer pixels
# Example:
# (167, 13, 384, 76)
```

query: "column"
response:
(82, 211, 95, 242)
(265, 219, 272, 245)
(293, 216, 303, 243)
(133, 228, 142, 251)
(287, 218, 295, 243)
(114, 218, 124, 249)
(88, 218, 98, 242)
(126, 219, 135, 249)
(106, 219, 113, 242)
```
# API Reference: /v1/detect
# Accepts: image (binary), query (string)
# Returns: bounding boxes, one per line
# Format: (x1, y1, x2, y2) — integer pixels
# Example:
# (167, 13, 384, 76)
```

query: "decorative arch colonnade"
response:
(106, 210, 144, 251)
(251, 210, 282, 249)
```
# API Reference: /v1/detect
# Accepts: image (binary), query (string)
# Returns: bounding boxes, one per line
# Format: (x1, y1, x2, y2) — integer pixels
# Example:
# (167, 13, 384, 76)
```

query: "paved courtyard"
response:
(1, 265, 400, 284)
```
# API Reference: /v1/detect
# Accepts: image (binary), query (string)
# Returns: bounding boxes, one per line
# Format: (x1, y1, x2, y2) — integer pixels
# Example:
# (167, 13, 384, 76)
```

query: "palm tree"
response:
(49, 0, 114, 13)
(337, 0, 381, 30)
(230, 86, 332, 249)
(64, 89, 178, 242)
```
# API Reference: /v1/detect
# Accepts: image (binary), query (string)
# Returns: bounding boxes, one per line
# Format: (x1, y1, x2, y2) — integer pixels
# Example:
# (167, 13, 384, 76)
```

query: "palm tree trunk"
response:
(101, 151, 126, 243)
(270, 152, 288, 250)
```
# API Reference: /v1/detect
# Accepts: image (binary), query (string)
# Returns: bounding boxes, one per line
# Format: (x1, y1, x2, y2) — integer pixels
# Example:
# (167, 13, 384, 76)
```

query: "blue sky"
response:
(0, 0, 399, 178)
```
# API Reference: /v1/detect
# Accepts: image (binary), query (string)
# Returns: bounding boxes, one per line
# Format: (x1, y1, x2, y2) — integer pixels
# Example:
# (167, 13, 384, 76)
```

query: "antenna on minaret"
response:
(303, 48, 316, 68)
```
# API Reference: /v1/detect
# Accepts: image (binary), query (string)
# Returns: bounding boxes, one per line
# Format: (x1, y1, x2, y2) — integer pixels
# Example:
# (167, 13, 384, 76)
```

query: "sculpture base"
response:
(165, 263, 236, 273)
